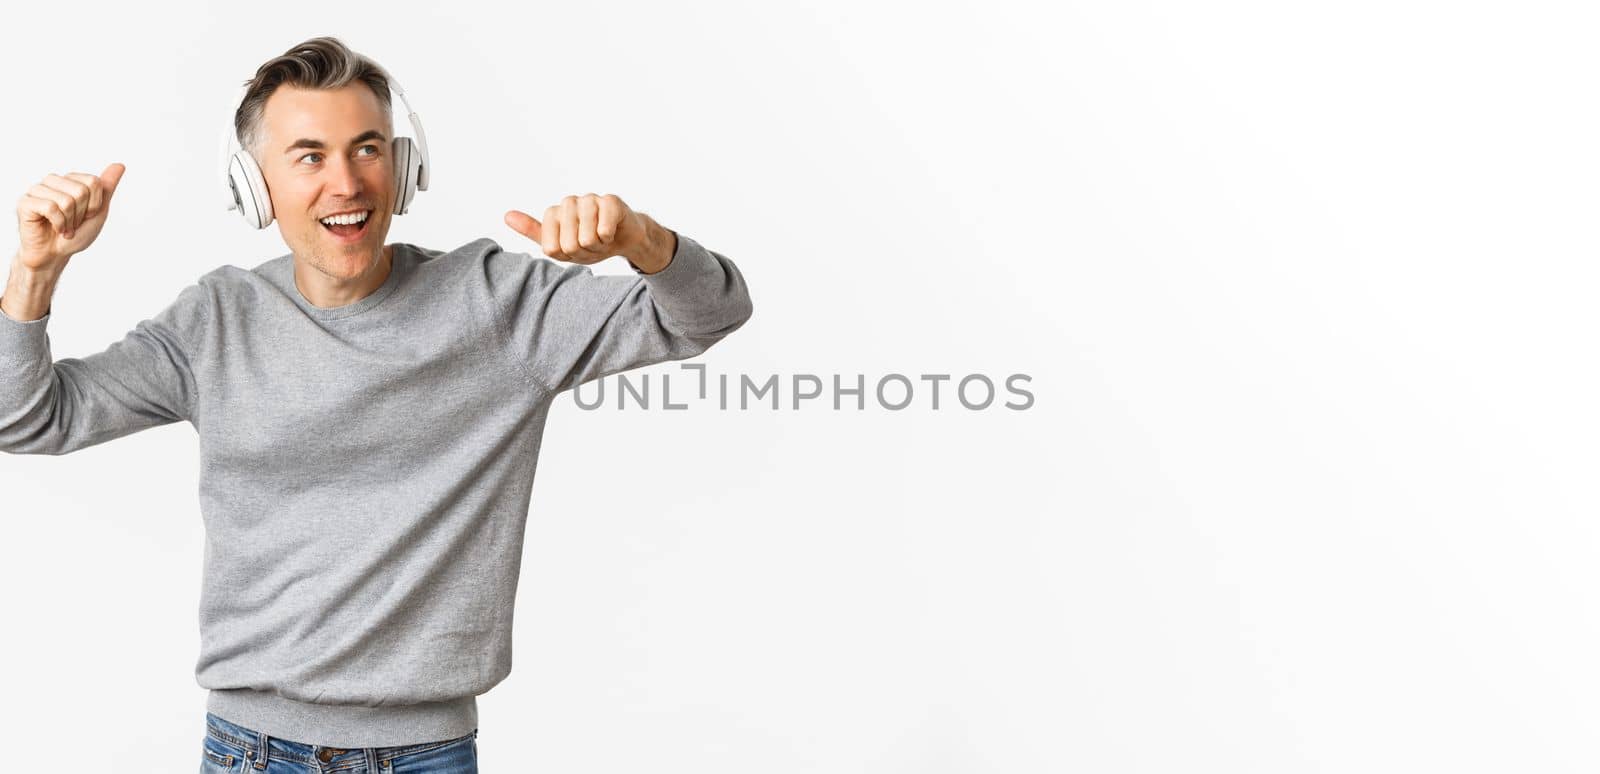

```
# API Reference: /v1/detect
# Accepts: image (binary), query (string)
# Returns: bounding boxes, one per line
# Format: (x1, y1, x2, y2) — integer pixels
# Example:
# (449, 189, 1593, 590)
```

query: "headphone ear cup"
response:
(228, 151, 273, 229)
(392, 136, 420, 215)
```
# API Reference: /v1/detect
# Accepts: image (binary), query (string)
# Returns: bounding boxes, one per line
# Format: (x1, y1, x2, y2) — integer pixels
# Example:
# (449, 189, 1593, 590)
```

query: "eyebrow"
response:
(283, 129, 387, 155)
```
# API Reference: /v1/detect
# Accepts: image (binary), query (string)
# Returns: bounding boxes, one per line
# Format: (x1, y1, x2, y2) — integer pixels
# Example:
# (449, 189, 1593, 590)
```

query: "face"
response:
(256, 83, 395, 282)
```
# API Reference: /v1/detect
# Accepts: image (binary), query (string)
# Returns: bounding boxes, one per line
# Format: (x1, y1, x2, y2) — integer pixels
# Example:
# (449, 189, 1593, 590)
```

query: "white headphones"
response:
(219, 74, 431, 229)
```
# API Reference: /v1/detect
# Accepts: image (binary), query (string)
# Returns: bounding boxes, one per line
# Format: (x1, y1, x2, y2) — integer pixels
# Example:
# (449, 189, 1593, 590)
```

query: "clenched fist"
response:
(504, 193, 676, 274)
(15, 163, 126, 272)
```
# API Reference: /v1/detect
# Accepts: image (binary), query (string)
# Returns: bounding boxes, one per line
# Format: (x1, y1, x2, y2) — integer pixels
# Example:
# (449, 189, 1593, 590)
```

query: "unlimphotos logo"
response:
(571, 364, 1035, 411)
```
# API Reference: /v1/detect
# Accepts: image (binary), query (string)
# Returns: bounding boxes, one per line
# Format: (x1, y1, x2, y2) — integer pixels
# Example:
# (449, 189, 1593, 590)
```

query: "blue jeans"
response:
(201, 712, 478, 773)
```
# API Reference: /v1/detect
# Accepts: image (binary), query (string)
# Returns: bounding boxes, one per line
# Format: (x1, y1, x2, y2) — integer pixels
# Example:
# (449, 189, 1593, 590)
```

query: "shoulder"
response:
(399, 237, 502, 264)
(391, 238, 556, 281)
(155, 258, 283, 326)
(188, 260, 275, 310)
(424, 237, 600, 289)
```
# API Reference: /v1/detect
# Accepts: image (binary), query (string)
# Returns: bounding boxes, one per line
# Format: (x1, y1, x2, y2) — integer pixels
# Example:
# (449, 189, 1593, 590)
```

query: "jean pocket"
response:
(201, 737, 246, 773)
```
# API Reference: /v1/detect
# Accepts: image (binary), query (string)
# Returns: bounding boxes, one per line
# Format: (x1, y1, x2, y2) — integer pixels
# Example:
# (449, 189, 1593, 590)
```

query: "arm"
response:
(1, 260, 60, 323)
(0, 162, 206, 455)
(493, 197, 754, 394)
(0, 261, 207, 455)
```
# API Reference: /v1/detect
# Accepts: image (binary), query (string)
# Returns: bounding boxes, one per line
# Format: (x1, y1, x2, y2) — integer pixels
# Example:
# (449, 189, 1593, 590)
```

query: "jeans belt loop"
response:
(254, 729, 270, 769)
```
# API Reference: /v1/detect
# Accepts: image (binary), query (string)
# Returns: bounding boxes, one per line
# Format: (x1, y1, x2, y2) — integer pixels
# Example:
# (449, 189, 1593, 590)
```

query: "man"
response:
(0, 36, 752, 772)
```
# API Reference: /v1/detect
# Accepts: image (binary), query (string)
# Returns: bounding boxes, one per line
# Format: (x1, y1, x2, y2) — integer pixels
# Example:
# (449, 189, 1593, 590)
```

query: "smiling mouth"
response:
(320, 209, 373, 241)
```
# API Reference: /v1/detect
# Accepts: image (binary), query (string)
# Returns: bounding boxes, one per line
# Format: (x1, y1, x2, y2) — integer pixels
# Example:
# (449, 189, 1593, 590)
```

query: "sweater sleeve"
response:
(485, 230, 754, 395)
(0, 281, 208, 455)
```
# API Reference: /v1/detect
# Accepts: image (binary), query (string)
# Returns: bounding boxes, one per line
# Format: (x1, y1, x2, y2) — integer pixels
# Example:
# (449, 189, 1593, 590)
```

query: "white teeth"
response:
(320, 210, 370, 226)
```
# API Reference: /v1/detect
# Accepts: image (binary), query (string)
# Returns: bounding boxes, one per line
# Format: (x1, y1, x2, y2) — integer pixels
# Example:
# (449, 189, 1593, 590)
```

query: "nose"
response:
(325, 155, 362, 199)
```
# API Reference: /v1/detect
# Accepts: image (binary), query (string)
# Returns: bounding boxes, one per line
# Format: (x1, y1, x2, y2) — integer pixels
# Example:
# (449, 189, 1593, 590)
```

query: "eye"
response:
(358, 144, 380, 157)
(298, 152, 323, 165)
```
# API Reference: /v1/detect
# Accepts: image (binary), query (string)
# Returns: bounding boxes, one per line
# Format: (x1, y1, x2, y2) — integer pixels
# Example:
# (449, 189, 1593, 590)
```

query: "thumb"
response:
(100, 162, 127, 201)
(504, 209, 541, 242)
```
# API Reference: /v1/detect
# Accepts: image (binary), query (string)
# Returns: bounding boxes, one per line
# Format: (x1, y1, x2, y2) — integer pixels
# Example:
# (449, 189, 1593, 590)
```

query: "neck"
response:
(294, 244, 394, 309)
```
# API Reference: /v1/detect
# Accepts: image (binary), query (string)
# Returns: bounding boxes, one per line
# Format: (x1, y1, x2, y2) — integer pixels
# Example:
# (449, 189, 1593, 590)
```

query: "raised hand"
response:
(15, 163, 126, 272)
(504, 193, 675, 274)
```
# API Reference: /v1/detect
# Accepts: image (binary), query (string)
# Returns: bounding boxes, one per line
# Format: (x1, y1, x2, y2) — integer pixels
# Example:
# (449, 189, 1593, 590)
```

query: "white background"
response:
(0, 1, 1593, 771)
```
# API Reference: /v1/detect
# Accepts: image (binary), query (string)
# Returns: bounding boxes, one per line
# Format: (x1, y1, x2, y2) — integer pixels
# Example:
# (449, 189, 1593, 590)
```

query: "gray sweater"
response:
(0, 232, 753, 747)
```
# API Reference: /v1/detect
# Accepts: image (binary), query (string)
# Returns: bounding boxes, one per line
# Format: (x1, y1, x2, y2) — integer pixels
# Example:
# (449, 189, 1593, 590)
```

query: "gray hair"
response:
(234, 36, 393, 160)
